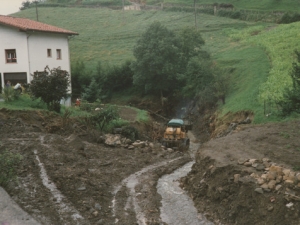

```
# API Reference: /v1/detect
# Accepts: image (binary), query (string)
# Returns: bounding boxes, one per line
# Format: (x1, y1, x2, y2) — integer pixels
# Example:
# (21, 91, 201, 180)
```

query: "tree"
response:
(131, 21, 181, 97)
(277, 50, 300, 116)
(71, 60, 92, 98)
(29, 66, 70, 113)
(81, 78, 101, 103)
(20, 1, 31, 10)
(131, 23, 207, 101)
(180, 57, 214, 97)
(178, 27, 205, 69)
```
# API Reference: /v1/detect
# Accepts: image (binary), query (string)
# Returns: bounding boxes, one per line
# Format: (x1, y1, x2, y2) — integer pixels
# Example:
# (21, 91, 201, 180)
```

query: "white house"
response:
(0, 15, 78, 106)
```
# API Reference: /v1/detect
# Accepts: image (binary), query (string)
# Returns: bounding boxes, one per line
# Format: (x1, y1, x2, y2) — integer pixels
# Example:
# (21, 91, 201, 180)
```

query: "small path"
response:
(0, 186, 40, 225)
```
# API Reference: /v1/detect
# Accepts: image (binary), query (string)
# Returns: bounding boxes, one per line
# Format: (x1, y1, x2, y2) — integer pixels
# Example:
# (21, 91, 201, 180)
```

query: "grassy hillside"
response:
(14, 7, 250, 69)
(12, 7, 300, 122)
(44, 0, 300, 11)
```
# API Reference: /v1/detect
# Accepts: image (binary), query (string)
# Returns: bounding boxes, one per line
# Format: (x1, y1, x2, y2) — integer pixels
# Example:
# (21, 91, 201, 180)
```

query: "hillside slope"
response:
(12, 7, 300, 123)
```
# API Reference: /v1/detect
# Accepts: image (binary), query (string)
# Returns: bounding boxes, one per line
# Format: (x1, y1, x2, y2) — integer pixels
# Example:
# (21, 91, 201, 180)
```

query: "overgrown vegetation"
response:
(277, 50, 300, 116)
(0, 151, 22, 186)
(90, 105, 119, 131)
(2, 87, 20, 102)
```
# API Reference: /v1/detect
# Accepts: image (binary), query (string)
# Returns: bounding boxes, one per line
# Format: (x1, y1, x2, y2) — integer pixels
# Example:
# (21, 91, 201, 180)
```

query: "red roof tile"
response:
(0, 15, 78, 35)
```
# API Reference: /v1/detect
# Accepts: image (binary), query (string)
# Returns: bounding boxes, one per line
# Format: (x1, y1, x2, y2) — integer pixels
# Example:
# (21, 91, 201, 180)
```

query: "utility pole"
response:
(35, 1, 39, 21)
(194, 0, 197, 30)
(122, 0, 125, 22)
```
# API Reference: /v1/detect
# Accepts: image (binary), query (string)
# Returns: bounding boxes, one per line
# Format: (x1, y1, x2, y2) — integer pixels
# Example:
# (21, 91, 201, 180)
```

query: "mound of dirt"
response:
(181, 120, 300, 225)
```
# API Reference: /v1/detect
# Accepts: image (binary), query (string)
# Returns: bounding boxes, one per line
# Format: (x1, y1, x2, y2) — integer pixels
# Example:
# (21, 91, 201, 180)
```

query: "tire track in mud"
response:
(36, 135, 87, 224)
(8, 133, 88, 225)
(112, 155, 192, 224)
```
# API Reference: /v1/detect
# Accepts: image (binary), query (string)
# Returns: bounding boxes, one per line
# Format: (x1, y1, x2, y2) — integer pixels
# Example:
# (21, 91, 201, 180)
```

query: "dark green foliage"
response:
(278, 50, 300, 116)
(121, 126, 139, 141)
(71, 60, 92, 98)
(96, 60, 134, 98)
(81, 78, 101, 103)
(179, 27, 205, 70)
(180, 57, 229, 109)
(131, 21, 182, 95)
(71, 60, 134, 101)
(29, 66, 70, 113)
(213, 68, 230, 104)
(20, 0, 32, 10)
(131, 22, 207, 99)
(0, 151, 22, 186)
(280, 13, 300, 24)
(90, 106, 119, 131)
(217, 10, 242, 19)
(180, 57, 214, 97)
(79, 100, 94, 112)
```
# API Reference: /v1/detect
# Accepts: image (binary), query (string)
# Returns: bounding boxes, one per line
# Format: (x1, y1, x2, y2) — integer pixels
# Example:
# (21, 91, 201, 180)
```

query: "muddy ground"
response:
(1, 107, 300, 225)
(182, 116, 300, 225)
(0, 107, 190, 225)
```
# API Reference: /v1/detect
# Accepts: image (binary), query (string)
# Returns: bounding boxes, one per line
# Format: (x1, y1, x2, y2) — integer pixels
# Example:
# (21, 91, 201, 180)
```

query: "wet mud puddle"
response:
(157, 133, 214, 225)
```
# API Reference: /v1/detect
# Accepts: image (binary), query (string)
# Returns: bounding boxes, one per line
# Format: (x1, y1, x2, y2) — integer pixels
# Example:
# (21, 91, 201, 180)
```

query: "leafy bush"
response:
(280, 13, 300, 24)
(0, 151, 22, 186)
(217, 10, 242, 19)
(3, 86, 21, 102)
(277, 50, 300, 116)
(97, 60, 134, 96)
(81, 78, 101, 103)
(79, 100, 94, 112)
(90, 106, 119, 131)
(29, 66, 70, 113)
(121, 126, 139, 141)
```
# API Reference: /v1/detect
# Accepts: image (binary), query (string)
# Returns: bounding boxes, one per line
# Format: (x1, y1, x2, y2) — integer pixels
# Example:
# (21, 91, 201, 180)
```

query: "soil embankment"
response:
(181, 121, 300, 225)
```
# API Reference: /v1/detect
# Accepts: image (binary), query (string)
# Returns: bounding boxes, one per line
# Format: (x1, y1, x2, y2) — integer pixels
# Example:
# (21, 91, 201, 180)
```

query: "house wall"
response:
(27, 32, 72, 106)
(0, 26, 73, 106)
(0, 25, 30, 86)
(27, 32, 71, 82)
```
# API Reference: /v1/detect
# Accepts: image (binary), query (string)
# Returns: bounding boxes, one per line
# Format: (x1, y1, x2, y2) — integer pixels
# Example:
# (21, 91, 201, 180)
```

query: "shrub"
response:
(280, 13, 300, 24)
(90, 106, 119, 131)
(2, 86, 21, 102)
(81, 78, 101, 103)
(29, 66, 70, 113)
(121, 126, 139, 141)
(277, 50, 300, 116)
(0, 151, 22, 186)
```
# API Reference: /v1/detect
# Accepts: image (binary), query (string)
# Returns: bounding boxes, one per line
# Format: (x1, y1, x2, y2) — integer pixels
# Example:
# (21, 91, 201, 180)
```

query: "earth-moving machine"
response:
(162, 118, 192, 150)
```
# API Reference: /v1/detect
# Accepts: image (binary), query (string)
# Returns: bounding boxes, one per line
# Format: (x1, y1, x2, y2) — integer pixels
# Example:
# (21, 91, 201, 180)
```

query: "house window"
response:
(5, 49, 17, 63)
(56, 49, 61, 60)
(47, 49, 52, 57)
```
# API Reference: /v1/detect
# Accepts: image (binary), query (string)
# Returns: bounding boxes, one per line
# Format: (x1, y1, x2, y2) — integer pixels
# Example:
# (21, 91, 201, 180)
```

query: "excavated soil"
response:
(1, 107, 300, 225)
(0, 107, 190, 225)
(181, 120, 300, 225)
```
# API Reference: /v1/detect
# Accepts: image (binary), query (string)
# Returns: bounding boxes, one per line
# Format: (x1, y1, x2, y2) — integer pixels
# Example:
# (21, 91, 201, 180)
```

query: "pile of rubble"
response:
(104, 134, 175, 153)
(235, 158, 300, 209)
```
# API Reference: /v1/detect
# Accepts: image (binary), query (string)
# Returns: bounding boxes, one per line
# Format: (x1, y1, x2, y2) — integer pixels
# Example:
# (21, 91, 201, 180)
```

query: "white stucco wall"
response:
(0, 24, 30, 85)
(27, 32, 71, 82)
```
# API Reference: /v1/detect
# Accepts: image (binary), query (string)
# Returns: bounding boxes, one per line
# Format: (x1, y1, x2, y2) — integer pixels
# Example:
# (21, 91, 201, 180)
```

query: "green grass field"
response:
(44, 0, 300, 11)
(11, 6, 300, 123)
